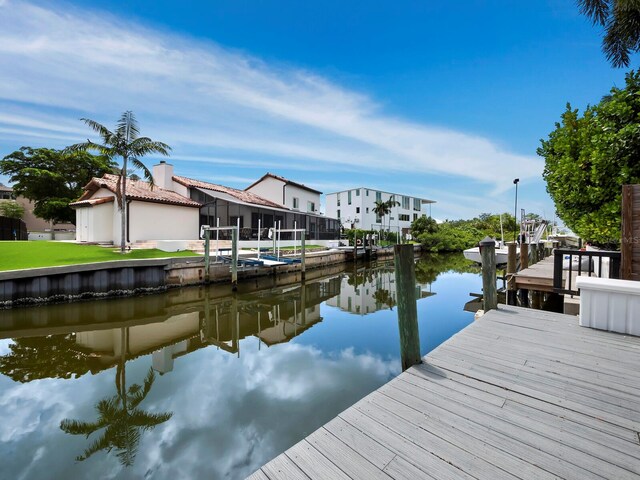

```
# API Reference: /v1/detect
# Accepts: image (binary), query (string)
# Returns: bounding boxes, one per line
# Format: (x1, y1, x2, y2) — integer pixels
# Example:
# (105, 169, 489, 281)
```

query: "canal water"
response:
(0, 253, 480, 480)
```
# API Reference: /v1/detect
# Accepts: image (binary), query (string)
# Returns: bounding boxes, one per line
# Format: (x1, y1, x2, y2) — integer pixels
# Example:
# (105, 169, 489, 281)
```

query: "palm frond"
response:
(129, 137, 172, 157)
(65, 141, 115, 157)
(76, 431, 114, 462)
(578, 0, 611, 25)
(60, 418, 107, 436)
(127, 409, 173, 429)
(80, 118, 116, 143)
(116, 111, 140, 142)
(129, 158, 155, 189)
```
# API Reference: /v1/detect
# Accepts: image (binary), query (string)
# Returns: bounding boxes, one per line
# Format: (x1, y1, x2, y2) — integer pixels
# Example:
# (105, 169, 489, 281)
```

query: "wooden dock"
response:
(248, 305, 640, 479)
(513, 255, 557, 292)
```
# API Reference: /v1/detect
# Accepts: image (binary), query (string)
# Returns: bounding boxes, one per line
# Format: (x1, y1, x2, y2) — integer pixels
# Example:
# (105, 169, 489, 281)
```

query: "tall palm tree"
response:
(373, 200, 390, 230)
(385, 198, 400, 232)
(67, 111, 171, 252)
(578, 0, 640, 67)
(60, 329, 172, 467)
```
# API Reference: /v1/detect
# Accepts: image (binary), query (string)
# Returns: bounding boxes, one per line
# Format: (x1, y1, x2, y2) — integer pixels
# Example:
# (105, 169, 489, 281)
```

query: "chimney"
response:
(153, 161, 174, 190)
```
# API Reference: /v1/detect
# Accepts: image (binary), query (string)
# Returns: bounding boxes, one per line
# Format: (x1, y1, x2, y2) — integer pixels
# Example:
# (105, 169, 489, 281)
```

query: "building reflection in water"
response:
(0, 260, 435, 467)
(327, 265, 435, 316)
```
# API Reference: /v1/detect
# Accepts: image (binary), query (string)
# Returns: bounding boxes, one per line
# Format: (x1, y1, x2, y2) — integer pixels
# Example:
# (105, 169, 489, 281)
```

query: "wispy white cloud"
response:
(0, 1, 542, 192)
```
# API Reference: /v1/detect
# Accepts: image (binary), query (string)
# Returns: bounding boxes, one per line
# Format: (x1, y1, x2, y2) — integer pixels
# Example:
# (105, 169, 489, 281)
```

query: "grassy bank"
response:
(0, 241, 198, 271)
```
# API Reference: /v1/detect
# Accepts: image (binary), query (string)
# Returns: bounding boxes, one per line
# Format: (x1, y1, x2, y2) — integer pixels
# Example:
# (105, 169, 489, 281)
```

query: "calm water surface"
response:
(0, 253, 480, 480)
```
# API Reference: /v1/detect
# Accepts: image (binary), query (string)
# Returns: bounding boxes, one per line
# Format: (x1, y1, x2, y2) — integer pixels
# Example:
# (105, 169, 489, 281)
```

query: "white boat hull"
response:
(463, 246, 512, 265)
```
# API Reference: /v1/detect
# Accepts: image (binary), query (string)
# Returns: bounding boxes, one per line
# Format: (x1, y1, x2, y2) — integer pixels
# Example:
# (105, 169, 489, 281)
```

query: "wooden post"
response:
(300, 279, 307, 326)
(519, 242, 529, 306)
(507, 242, 517, 306)
(480, 237, 497, 311)
(520, 242, 529, 270)
(393, 244, 421, 371)
(204, 228, 210, 283)
(531, 290, 542, 310)
(272, 225, 276, 258)
(231, 227, 238, 291)
(621, 185, 633, 280)
(530, 243, 538, 265)
(257, 218, 261, 260)
(301, 230, 306, 280)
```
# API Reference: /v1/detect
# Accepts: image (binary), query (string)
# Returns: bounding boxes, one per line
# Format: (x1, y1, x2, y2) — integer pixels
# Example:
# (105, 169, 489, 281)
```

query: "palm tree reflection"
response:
(60, 328, 172, 466)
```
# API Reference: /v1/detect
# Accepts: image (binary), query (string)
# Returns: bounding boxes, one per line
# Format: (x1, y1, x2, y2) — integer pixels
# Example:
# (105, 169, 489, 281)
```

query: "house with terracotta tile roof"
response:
(71, 173, 201, 243)
(72, 162, 340, 245)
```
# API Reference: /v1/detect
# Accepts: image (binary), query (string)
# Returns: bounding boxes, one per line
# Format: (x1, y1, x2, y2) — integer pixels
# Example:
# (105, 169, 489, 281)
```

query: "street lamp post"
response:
(513, 178, 520, 243)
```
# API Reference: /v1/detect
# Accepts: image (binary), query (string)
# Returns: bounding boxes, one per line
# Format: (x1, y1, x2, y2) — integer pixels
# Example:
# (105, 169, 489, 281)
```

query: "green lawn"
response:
(0, 241, 199, 271)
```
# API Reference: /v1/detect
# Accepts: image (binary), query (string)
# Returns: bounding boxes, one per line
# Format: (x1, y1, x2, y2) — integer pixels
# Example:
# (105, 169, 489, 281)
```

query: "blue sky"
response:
(0, 0, 631, 220)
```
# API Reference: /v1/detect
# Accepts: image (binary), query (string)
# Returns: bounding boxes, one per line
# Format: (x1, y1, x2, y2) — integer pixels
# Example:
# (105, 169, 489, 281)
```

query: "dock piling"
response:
(204, 228, 211, 283)
(231, 227, 238, 290)
(480, 237, 497, 311)
(393, 244, 421, 371)
(301, 230, 306, 280)
(507, 242, 517, 306)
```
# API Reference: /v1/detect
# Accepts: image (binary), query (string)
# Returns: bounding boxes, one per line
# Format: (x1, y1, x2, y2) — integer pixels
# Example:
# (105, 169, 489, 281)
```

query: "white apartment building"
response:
(325, 188, 435, 232)
(245, 173, 322, 214)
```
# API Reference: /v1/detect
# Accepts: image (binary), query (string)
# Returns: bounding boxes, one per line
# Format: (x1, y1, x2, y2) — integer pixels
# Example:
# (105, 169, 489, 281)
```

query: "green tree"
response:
(67, 111, 171, 252)
(410, 215, 437, 237)
(0, 148, 114, 224)
(0, 334, 92, 383)
(538, 71, 640, 245)
(578, 0, 640, 67)
(0, 200, 24, 219)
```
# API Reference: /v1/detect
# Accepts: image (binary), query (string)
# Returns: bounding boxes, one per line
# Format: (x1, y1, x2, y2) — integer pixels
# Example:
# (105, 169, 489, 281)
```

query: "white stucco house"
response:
(245, 173, 322, 214)
(325, 188, 435, 233)
(71, 173, 201, 243)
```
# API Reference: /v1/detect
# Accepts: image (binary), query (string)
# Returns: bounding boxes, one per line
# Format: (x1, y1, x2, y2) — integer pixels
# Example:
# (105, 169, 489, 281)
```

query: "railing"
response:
(206, 227, 340, 241)
(553, 248, 621, 295)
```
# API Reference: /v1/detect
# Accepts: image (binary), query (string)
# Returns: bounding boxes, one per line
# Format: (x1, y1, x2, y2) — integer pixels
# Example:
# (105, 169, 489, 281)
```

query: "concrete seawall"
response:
(0, 250, 349, 307)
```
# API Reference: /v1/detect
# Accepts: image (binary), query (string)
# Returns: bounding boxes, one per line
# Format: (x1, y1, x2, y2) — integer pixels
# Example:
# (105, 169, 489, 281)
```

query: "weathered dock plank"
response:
(249, 306, 640, 479)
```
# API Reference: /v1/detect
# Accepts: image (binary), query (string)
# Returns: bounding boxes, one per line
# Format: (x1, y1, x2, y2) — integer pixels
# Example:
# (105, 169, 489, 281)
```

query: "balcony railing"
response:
(553, 248, 621, 295)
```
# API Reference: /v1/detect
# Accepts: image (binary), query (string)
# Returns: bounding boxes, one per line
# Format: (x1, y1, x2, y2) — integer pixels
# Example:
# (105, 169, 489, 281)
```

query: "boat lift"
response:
(201, 225, 256, 288)
(201, 224, 307, 287)
(261, 226, 307, 276)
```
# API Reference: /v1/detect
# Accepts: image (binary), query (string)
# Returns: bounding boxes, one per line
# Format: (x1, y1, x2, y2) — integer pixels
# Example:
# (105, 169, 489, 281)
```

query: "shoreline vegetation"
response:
(349, 212, 528, 253)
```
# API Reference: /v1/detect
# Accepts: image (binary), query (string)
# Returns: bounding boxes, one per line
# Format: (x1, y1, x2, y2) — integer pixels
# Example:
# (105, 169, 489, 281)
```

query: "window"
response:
(376, 215, 382, 223)
(293, 197, 299, 209)
(402, 196, 410, 209)
(366, 189, 369, 196)
(414, 198, 421, 211)
(399, 214, 410, 221)
(348, 190, 352, 205)
(366, 207, 369, 214)
(375, 191, 381, 202)
(337, 209, 341, 219)
(356, 207, 360, 214)
(337, 193, 341, 206)
(413, 213, 418, 221)
(356, 189, 360, 196)
(307, 201, 315, 212)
